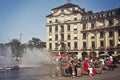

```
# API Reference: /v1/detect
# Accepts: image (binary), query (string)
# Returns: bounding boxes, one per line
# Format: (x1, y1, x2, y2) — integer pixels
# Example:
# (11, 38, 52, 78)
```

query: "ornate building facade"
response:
(46, 0, 120, 59)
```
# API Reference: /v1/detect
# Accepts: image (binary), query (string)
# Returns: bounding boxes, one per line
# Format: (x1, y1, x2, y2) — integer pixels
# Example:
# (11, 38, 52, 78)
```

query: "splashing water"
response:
(0, 45, 13, 68)
(20, 48, 53, 67)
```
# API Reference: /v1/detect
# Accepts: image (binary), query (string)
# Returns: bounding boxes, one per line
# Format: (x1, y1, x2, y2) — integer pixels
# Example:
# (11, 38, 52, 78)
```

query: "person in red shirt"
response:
(83, 57, 90, 73)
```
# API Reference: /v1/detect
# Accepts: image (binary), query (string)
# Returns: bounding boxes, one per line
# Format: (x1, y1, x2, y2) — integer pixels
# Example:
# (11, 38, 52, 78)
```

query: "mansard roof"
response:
(52, 3, 81, 10)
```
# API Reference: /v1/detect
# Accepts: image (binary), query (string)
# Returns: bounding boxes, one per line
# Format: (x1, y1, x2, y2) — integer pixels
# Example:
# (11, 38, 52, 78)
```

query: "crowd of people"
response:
(53, 54, 119, 77)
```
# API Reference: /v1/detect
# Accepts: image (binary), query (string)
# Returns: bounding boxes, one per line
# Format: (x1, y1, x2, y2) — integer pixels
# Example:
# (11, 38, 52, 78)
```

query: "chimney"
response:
(67, 0, 71, 4)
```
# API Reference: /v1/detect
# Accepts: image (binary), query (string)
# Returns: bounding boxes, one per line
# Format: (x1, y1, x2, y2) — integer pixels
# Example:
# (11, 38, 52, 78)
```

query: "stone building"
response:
(46, 0, 120, 59)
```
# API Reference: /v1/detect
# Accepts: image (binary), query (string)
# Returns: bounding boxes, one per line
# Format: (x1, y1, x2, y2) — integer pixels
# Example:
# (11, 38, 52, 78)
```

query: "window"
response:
(92, 41, 95, 48)
(74, 25, 77, 31)
(61, 25, 64, 32)
(49, 26, 52, 32)
(61, 9, 64, 13)
(55, 43, 58, 49)
(61, 34, 64, 41)
(55, 19, 58, 23)
(91, 33, 95, 39)
(83, 42, 86, 48)
(109, 31, 113, 37)
(61, 43, 65, 48)
(109, 19, 113, 25)
(74, 34, 77, 40)
(100, 31, 104, 38)
(49, 43, 52, 49)
(49, 36, 52, 41)
(100, 41, 104, 47)
(67, 42, 71, 48)
(118, 29, 120, 36)
(83, 33, 86, 39)
(109, 40, 114, 46)
(91, 23, 94, 29)
(55, 34, 58, 41)
(74, 42, 78, 48)
(67, 25, 70, 31)
(67, 35, 71, 40)
(74, 17, 77, 21)
(55, 26, 58, 32)
(82, 24, 86, 30)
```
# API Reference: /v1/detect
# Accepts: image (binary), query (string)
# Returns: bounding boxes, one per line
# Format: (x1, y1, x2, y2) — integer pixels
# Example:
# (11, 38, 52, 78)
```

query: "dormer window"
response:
(112, 11, 115, 15)
(61, 9, 64, 13)
(109, 12, 112, 16)
(74, 16, 77, 20)
(109, 19, 113, 26)
(68, 17, 70, 21)
(72, 7, 75, 11)
(55, 19, 58, 23)
(52, 11, 54, 13)
(100, 14, 103, 18)
(49, 19, 52, 23)
(75, 7, 78, 10)
(103, 13, 106, 17)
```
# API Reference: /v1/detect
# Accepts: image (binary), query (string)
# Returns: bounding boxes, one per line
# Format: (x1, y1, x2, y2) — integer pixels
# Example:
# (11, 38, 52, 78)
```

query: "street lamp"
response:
(20, 33, 23, 43)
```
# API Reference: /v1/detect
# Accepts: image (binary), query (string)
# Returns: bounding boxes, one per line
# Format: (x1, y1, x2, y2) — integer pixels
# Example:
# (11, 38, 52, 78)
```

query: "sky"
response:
(0, 0, 120, 44)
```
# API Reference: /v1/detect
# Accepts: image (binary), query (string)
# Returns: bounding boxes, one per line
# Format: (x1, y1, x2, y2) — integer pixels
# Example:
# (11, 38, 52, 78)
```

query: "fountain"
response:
(0, 45, 61, 79)
(0, 45, 13, 69)
(20, 47, 53, 68)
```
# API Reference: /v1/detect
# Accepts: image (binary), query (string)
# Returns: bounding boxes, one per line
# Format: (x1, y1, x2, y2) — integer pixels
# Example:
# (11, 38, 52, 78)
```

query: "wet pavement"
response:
(0, 64, 120, 80)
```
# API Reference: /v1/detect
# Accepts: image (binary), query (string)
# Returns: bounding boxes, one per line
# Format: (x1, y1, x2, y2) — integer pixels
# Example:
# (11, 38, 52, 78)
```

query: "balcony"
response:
(99, 47, 105, 51)
(73, 48, 78, 50)
(81, 47, 87, 51)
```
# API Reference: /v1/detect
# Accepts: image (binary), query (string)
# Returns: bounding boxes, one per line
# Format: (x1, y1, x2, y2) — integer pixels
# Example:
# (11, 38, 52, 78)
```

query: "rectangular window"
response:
(109, 40, 114, 46)
(91, 33, 95, 39)
(83, 33, 86, 39)
(100, 41, 104, 47)
(83, 24, 86, 30)
(109, 31, 113, 37)
(55, 43, 58, 50)
(83, 42, 86, 48)
(100, 31, 104, 38)
(67, 42, 71, 48)
(61, 43, 65, 49)
(67, 25, 70, 31)
(67, 35, 71, 40)
(61, 25, 64, 32)
(61, 34, 64, 41)
(74, 42, 78, 48)
(49, 26, 52, 32)
(74, 37, 77, 40)
(55, 34, 58, 41)
(55, 19, 58, 23)
(49, 43, 52, 49)
(92, 41, 95, 48)
(61, 9, 64, 13)
(49, 20, 52, 23)
(118, 29, 120, 36)
(91, 23, 94, 29)
(74, 25, 77, 31)
(109, 19, 113, 25)
(55, 26, 58, 32)
(74, 17, 77, 20)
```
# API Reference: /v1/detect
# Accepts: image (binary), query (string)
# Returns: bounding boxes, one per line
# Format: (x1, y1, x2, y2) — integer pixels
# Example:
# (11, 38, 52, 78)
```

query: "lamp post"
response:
(20, 33, 23, 43)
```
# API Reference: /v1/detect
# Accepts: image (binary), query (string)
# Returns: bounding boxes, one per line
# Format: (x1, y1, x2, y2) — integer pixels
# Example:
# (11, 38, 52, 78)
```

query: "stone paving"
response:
(0, 64, 120, 80)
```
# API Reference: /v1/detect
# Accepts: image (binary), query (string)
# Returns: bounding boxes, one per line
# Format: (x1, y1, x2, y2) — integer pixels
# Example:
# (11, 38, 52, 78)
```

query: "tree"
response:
(9, 39, 21, 57)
